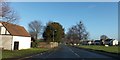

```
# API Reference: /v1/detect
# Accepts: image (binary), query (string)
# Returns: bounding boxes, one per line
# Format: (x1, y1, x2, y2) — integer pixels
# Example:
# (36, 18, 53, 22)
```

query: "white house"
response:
(110, 40, 118, 46)
(0, 22, 31, 50)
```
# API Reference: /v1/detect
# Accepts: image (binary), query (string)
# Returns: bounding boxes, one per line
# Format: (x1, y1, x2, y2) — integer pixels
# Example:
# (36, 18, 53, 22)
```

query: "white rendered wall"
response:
(0, 23, 2, 26)
(1, 27, 6, 34)
(0, 35, 12, 50)
(113, 40, 118, 45)
(12, 36, 31, 50)
(0, 23, 10, 35)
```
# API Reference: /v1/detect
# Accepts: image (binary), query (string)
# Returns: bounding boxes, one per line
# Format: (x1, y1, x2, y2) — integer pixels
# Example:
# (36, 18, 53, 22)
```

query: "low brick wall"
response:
(38, 42, 58, 49)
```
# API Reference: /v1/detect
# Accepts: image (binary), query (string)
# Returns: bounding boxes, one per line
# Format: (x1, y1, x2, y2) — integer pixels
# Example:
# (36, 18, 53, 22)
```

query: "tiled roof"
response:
(0, 22, 30, 37)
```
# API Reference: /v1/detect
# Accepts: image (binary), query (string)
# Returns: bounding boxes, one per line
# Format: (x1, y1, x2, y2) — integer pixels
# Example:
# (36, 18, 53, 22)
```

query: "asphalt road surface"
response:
(20, 44, 118, 60)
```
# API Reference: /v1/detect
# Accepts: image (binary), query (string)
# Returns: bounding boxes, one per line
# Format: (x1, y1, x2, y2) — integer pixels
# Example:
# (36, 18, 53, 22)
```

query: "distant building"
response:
(81, 40, 94, 45)
(104, 39, 118, 46)
(104, 39, 113, 45)
(94, 40, 101, 45)
(0, 22, 31, 50)
(110, 39, 118, 46)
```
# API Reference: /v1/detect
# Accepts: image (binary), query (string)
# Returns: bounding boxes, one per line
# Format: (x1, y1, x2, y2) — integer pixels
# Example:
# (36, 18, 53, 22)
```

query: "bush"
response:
(31, 41, 39, 48)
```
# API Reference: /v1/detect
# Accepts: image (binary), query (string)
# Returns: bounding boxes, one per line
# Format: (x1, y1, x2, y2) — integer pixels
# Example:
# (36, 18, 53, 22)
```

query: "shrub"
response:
(31, 40, 39, 48)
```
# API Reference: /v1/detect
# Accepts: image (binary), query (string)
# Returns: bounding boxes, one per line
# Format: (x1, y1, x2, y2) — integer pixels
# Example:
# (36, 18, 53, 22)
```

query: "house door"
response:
(14, 41, 19, 50)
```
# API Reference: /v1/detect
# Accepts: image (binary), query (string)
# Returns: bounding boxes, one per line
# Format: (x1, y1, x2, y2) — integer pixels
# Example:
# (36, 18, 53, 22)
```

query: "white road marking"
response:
(45, 49, 57, 58)
(68, 47, 80, 57)
(74, 53, 80, 57)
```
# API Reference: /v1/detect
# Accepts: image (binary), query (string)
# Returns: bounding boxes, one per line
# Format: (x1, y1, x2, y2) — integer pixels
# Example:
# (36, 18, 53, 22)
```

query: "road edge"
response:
(1, 47, 59, 60)
(71, 45, 120, 60)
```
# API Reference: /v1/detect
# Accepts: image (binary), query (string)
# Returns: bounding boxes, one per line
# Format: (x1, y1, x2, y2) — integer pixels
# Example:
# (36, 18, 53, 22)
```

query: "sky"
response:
(5, 0, 120, 2)
(10, 2, 118, 40)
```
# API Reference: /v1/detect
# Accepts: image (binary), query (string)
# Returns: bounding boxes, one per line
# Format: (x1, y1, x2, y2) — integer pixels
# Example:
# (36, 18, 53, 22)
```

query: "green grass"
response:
(78, 45, 119, 54)
(2, 48, 49, 59)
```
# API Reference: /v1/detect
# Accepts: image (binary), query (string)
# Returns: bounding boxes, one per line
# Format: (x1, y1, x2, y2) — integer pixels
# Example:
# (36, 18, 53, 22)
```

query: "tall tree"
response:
(0, 0, 20, 23)
(43, 22, 64, 43)
(28, 20, 42, 40)
(77, 21, 89, 40)
(66, 21, 89, 44)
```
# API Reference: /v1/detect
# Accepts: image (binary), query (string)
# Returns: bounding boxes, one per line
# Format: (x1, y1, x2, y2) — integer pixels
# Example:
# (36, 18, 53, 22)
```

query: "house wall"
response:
(0, 23, 10, 35)
(0, 23, 3, 34)
(0, 23, 2, 26)
(12, 36, 31, 50)
(112, 40, 118, 45)
(0, 35, 12, 50)
(0, 35, 2, 49)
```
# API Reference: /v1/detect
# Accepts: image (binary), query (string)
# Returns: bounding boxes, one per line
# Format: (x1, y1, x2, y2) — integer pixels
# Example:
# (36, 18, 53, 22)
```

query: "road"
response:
(20, 44, 118, 60)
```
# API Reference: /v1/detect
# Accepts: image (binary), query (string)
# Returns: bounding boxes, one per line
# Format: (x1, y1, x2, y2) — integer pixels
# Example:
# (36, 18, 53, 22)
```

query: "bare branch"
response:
(66, 21, 89, 44)
(0, 0, 20, 23)
(28, 20, 43, 40)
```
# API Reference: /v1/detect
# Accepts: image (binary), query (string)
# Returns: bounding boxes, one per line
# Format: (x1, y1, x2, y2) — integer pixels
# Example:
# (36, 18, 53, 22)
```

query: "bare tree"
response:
(66, 21, 89, 44)
(0, 0, 20, 23)
(77, 21, 89, 40)
(28, 20, 42, 40)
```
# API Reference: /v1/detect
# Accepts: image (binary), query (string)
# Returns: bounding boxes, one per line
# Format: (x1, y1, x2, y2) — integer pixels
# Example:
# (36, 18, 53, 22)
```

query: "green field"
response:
(78, 45, 119, 54)
(2, 48, 49, 59)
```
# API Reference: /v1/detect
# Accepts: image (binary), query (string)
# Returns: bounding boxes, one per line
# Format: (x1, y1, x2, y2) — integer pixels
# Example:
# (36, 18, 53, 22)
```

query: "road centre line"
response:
(68, 47, 80, 57)
(45, 48, 57, 58)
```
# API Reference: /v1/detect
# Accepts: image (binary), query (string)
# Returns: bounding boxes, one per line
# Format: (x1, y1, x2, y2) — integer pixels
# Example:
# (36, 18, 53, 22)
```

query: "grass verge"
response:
(2, 48, 49, 59)
(78, 45, 119, 54)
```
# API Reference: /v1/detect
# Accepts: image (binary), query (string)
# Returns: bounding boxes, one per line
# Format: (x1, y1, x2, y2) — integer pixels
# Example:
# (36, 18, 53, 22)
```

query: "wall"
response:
(112, 40, 118, 45)
(0, 23, 10, 35)
(38, 42, 58, 49)
(12, 36, 31, 50)
(0, 35, 1, 60)
(0, 35, 12, 50)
